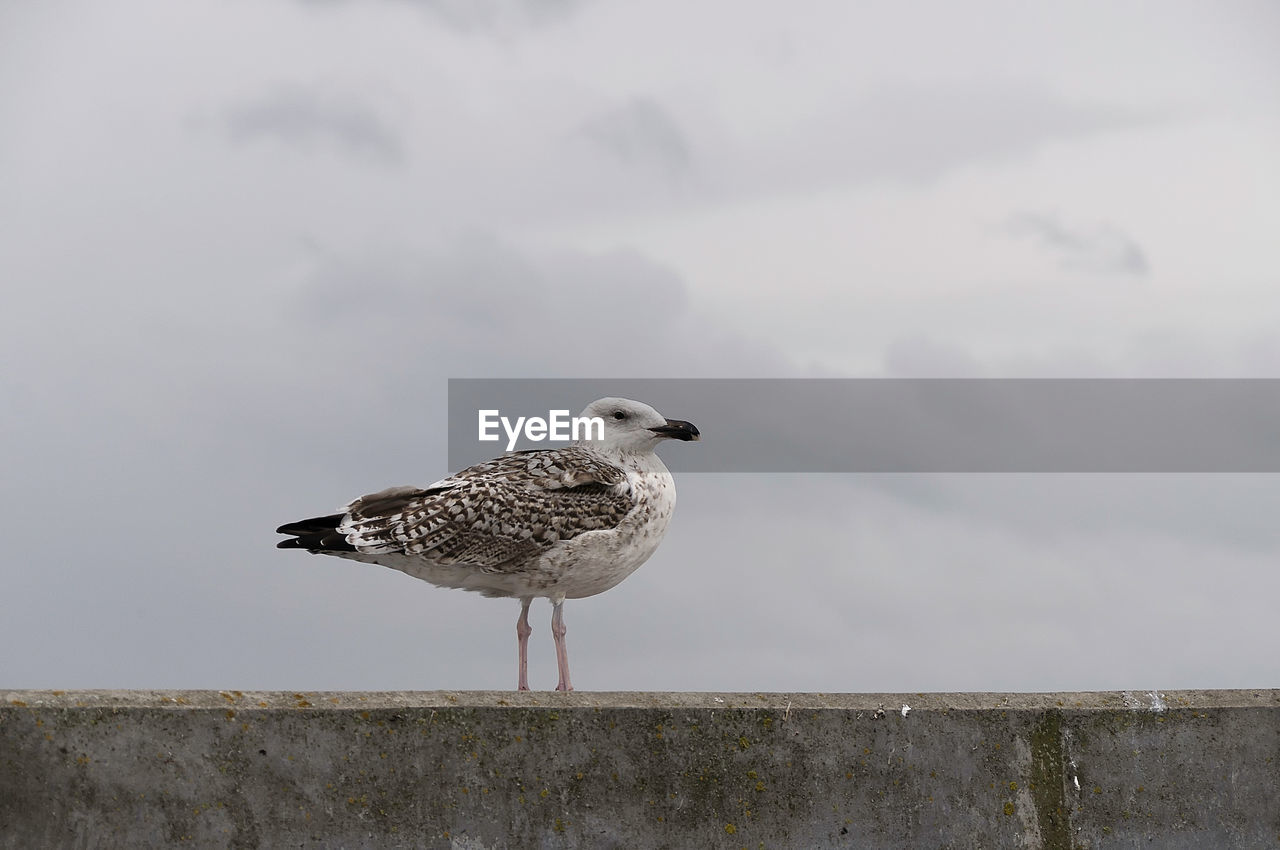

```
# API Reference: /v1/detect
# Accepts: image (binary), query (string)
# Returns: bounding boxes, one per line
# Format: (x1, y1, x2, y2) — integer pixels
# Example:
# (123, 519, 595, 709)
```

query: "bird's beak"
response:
(649, 418, 700, 441)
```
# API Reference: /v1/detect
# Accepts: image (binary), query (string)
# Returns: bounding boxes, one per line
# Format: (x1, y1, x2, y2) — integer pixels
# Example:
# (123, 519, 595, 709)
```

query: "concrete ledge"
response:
(2, 690, 1277, 848)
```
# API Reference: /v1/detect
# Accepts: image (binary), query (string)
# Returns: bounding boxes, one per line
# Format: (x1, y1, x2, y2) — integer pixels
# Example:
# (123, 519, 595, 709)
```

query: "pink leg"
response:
(516, 598, 532, 692)
(551, 599, 573, 692)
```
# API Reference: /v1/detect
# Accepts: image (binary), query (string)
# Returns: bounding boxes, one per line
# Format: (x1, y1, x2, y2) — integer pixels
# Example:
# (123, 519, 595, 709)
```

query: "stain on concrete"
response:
(1029, 710, 1070, 850)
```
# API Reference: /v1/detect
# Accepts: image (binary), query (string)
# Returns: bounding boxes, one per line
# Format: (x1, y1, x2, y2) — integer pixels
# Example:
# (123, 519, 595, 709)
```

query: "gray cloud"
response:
(747, 84, 1162, 196)
(1006, 211, 1150, 275)
(298, 0, 587, 34)
(224, 87, 405, 165)
(284, 234, 783, 380)
(580, 97, 693, 180)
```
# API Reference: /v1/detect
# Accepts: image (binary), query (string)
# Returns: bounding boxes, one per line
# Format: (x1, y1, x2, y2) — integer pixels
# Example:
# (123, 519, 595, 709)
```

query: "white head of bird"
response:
(575, 397, 701, 454)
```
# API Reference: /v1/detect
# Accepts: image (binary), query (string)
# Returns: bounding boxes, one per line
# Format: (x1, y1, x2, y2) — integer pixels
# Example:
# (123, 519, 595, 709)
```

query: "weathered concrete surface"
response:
(1, 690, 1277, 849)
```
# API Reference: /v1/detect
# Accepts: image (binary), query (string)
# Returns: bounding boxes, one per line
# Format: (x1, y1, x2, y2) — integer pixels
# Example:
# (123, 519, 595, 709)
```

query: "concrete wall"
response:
(1, 689, 1276, 849)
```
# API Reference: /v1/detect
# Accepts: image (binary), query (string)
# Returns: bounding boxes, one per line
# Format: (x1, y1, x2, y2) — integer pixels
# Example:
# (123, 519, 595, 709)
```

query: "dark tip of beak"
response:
(649, 419, 700, 441)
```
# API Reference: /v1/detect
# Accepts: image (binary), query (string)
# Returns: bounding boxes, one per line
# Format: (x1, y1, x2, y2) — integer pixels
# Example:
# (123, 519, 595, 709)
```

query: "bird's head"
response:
(576, 397, 700, 453)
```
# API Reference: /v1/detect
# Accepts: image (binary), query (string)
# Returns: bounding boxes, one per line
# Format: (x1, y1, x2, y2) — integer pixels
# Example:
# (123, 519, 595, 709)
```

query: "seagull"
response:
(276, 397, 699, 691)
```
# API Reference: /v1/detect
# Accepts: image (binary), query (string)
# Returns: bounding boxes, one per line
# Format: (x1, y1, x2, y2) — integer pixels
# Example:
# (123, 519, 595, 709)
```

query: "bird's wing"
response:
(335, 448, 633, 571)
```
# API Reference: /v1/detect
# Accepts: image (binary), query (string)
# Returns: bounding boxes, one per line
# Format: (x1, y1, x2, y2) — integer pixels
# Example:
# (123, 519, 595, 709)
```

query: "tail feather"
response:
(275, 513, 357, 552)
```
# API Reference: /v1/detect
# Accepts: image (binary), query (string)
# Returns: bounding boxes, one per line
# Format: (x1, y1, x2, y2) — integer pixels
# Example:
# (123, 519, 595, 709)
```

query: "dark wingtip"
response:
(275, 513, 354, 553)
(276, 514, 344, 535)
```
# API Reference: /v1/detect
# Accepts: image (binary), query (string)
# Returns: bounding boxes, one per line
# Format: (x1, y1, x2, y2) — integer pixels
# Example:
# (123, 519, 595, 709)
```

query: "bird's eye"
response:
(613, 410, 626, 420)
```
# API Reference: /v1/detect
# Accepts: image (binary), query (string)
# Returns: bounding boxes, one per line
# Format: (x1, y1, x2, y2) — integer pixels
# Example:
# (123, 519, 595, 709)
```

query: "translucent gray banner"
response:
(447, 379, 1280, 472)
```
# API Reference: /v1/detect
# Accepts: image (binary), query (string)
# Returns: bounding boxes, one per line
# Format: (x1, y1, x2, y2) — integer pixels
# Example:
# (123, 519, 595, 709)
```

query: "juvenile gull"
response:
(276, 397, 699, 691)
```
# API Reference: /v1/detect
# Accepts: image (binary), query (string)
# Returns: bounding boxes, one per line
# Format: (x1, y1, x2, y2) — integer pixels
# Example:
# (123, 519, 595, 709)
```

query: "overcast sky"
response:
(2, 0, 1279, 694)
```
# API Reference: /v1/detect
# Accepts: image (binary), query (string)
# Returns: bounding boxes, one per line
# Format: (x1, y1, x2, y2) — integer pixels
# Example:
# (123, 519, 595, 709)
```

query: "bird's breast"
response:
(547, 464, 677, 600)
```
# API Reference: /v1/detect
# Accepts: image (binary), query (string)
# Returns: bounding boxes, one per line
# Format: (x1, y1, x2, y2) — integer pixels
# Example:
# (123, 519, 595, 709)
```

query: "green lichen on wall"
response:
(1029, 710, 1071, 850)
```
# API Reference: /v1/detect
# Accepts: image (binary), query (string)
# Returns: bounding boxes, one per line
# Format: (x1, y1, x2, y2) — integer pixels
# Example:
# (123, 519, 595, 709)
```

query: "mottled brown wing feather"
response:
(336, 448, 633, 571)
